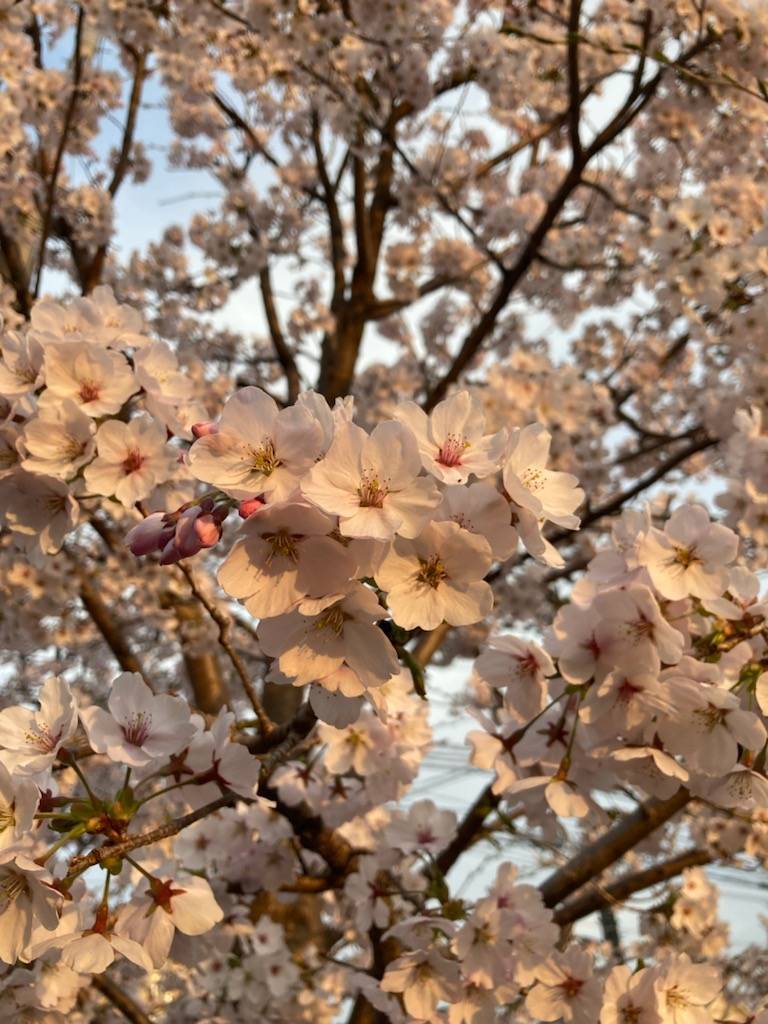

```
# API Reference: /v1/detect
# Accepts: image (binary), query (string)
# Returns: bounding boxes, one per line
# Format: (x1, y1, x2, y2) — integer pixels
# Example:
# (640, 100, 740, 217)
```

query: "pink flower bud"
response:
(126, 513, 175, 556)
(239, 496, 266, 518)
(191, 421, 219, 438)
(173, 508, 207, 558)
(194, 513, 223, 548)
(158, 539, 183, 565)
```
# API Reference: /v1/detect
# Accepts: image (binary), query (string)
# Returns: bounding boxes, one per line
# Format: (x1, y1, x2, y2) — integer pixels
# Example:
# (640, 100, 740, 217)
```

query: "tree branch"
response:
(33, 5, 85, 298)
(553, 846, 712, 926)
(177, 563, 274, 735)
(259, 264, 300, 403)
(566, 0, 583, 161)
(539, 787, 691, 908)
(77, 573, 150, 686)
(67, 794, 234, 876)
(91, 974, 152, 1024)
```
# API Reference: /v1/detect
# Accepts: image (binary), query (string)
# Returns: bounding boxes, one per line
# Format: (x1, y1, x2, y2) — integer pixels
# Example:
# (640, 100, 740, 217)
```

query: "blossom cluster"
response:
(0, 288, 202, 554)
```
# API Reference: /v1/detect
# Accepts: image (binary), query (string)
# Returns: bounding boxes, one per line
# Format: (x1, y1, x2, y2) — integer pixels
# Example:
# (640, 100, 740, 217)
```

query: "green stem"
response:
(38, 824, 87, 862)
(125, 853, 156, 883)
(69, 760, 101, 807)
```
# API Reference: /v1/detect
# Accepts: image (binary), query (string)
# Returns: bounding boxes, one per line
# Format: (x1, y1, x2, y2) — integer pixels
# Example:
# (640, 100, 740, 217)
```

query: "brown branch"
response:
(91, 975, 152, 1024)
(566, 0, 583, 161)
(33, 5, 85, 298)
(423, 19, 712, 411)
(436, 782, 499, 876)
(539, 787, 691, 908)
(553, 846, 712, 926)
(177, 563, 274, 735)
(573, 433, 716, 531)
(108, 49, 148, 198)
(311, 108, 346, 311)
(67, 794, 234, 876)
(77, 574, 150, 687)
(259, 264, 300, 403)
(0, 225, 31, 317)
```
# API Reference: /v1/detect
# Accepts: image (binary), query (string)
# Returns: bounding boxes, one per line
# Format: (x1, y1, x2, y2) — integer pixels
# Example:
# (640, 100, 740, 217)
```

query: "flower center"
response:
(63, 434, 88, 460)
(358, 472, 388, 508)
(694, 703, 727, 732)
(437, 433, 467, 467)
(264, 531, 299, 563)
(620, 1006, 643, 1024)
(314, 606, 346, 636)
(249, 438, 280, 476)
(520, 467, 546, 492)
(559, 975, 584, 998)
(617, 678, 644, 704)
(416, 555, 448, 589)
(0, 445, 18, 469)
(515, 652, 540, 679)
(122, 711, 153, 746)
(78, 379, 101, 403)
(122, 447, 145, 474)
(0, 871, 28, 910)
(0, 807, 15, 834)
(665, 986, 690, 1009)
(25, 723, 61, 753)
(626, 615, 654, 641)
(672, 545, 699, 568)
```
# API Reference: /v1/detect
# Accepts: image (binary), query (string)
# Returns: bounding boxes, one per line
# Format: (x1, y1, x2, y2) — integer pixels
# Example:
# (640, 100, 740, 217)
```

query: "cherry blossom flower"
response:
(73, 286, 147, 348)
(705, 766, 768, 810)
(473, 635, 555, 723)
(0, 331, 44, 397)
(376, 520, 493, 630)
(548, 602, 649, 684)
(188, 386, 324, 500)
(20, 399, 95, 480)
(42, 342, 137, 416)
(381, 949, 461, 1019)
(80, 672, 196, 768)
(394, 390, 506, 483)
(31, 903, 152, 974)
(302, 420, 440, 540)
(656, 678, 766, 775)
(600, 964, 662, 1024)
(115, 874, 223, 968)
(591, 584, 685, 669)
(503, 773, 590, 818)
(436, 481, 518, 559)
(319, 717, 390, 776)
(133, 341, 192, 402)
(654, 953, 720, 1024)
(526, 949, 602, 1023)
(0, 471, 79, 554)
(0, 851, 61, 964)
(0, 676, 78, 776)
(581, 669, 668, 740)
(217, 500, 356, 618)
(257, 583, 400, 692)
(640, 505, 739, 600)
(385, 800, 457, 856)
(184, 708, 261, 798)
(344, 857, 393, 932)
(502, 424, 584, 529)
(28, 298, 100, 346)
(83, 414, 175, 507)
(0, 762, 38, 849)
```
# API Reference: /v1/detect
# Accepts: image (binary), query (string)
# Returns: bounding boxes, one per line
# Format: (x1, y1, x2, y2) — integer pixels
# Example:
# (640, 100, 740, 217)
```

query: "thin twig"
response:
(177, 563, 274, 735)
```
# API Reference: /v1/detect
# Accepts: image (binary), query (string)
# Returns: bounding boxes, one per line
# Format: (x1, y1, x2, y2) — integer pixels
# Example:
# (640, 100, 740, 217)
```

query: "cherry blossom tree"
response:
(1, 1, 768, 1021)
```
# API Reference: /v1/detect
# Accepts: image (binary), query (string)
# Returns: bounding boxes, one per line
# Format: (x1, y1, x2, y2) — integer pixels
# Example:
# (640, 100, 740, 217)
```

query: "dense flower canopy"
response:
(1, 0, 768, 1022)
